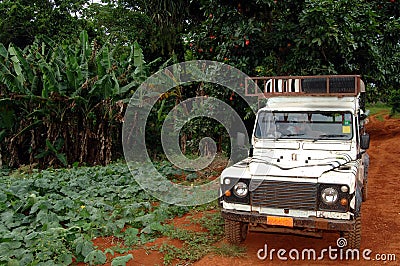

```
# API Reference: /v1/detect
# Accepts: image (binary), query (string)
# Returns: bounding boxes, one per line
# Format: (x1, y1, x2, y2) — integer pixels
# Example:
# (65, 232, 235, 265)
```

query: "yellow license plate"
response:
(267, 216, 294, 227)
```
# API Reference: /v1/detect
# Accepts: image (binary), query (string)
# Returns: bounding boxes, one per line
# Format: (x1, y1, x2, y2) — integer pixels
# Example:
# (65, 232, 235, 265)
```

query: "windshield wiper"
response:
(280, 133, 304, 137)
(314, 134, 348, 141)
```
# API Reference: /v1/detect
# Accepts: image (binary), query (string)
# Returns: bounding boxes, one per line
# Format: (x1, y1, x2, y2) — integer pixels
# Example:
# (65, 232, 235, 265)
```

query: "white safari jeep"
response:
(220, 75, 370, 249)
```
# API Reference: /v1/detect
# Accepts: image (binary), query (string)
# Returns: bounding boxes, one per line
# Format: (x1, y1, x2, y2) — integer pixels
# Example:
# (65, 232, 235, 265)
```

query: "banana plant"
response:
(0, 30, 154, 168)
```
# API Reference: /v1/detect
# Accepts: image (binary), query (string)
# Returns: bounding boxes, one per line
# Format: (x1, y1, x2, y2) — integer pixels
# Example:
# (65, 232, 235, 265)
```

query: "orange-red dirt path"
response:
(91, 114, 400, 265)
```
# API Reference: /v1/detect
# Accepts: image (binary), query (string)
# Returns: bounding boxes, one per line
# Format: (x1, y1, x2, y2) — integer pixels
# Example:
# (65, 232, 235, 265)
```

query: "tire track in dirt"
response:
(90, 114, 400, 265)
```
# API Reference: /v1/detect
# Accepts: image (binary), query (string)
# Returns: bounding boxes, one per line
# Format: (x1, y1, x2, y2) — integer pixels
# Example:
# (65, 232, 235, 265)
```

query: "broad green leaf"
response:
(0, 43, 7, 58)
(19, 252, 34, 265)
(0, 63, 21, 92)
(111, 72, 120, 95)
(24, 232, 38, 240)
(119, 81, 136, 95)
(80, 30, 89, 63)
(0, 191, 6, 203)
(45, 139, 57, 154)
(84, 250, 107, 265)
(123, 228, 139, 246)
(8, 44, 33, 83)
(75, 237, 94, 257)
(104, 248, 115, 256)
(7, 259, 19, 266)
(56, 153, 68, 166)
(59, 253, 73, 265)
(13, 62, 23, 77)
(133, 41, 145, 67)
(111, 254, 133, 266)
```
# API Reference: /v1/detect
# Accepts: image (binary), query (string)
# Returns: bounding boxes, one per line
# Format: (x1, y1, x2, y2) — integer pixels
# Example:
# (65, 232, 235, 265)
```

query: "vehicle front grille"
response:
(251, 180, 317, 211)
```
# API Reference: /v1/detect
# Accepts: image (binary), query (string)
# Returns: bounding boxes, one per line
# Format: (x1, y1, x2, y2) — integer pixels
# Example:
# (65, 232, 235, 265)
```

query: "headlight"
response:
(233, 182, 248, 198)
(321, 187, 338, 205)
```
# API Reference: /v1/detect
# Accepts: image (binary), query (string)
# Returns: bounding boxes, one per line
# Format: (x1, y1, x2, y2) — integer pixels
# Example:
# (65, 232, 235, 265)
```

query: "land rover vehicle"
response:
(220, 75, 370, 249)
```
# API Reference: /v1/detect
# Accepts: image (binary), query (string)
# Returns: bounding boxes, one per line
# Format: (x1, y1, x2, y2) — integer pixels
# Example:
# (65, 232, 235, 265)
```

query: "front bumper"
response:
(221, 209, 355, 231)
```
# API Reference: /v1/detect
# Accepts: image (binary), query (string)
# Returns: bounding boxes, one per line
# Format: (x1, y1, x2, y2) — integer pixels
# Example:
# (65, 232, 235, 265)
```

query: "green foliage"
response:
(186, 0, 399, 104)
(84, 2, 155, 52)
(212, 243, 247, 257)
(0, 0, 89, 48)
(1, 0, 400, 123)
(366, 103, 391, 116)
(1, 0, 399, 167)
(390, 90, 400, 115)
(159, 211, 242, 265)
(186, 0, 266, 75)
(84, 250, 107, 265)
(0, 30, 150, 168)
(159, 230, 213, 265)
(111, 254, 134, 266)
(0, 162, 189, 265)
(195, 212, 225, 237)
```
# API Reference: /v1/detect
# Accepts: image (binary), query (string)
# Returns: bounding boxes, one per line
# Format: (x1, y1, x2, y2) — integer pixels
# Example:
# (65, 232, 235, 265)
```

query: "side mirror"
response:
(360, 133, 370, 150)
(359, 110, 370, 121)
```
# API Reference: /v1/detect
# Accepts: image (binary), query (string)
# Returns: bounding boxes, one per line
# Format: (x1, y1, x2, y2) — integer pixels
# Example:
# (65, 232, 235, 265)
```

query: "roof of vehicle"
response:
(259, 96, 358, 113)
(245, 75, 365, 98)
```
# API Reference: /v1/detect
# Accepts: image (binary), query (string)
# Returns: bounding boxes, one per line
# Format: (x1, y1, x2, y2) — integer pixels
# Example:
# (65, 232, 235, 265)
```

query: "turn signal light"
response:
(224, 190, 231, 197)
(340, 198, 348, 206)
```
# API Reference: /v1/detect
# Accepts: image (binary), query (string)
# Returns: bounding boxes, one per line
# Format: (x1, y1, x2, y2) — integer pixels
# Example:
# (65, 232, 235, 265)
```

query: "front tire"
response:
(340, 214, 361, 249)
(225, 219, 248, 244)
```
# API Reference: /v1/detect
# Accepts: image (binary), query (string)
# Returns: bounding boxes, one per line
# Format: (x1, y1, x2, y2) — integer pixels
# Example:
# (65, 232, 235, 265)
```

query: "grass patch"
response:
(366, 103, 388, 121)
(192, 199, 220, 212)
(213, 243, 247, 257)
(366, 103, 400, 120)
(193, 212, 225, 237)
(160, 228, 215, 265)
(159, 211, 245, 265)
(366, 102, 391, 115)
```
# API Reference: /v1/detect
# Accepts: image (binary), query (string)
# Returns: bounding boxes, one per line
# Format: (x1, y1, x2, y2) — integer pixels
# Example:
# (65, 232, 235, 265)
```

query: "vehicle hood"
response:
(249, 151, 353, 178)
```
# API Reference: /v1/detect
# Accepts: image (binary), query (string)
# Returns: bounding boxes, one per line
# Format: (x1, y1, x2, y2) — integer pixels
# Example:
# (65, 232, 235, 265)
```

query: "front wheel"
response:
(340, 214, 361, 249)
(224, 219, 248, 244)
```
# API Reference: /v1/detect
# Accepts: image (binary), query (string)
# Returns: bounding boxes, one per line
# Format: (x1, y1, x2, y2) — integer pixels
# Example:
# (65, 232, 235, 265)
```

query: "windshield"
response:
(254, 111, 353, 140)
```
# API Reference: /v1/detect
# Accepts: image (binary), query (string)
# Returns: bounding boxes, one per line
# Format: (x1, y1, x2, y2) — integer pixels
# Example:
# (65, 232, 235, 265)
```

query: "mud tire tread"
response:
(225, 219, 248, 244)
(341, 215, 361, 250)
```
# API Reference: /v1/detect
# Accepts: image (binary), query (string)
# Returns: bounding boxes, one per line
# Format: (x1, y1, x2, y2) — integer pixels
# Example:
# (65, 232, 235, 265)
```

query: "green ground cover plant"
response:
(0, 162, 189, 265)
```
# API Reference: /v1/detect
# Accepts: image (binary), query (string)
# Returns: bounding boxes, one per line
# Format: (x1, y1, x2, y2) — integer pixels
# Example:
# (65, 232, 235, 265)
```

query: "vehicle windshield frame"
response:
(254, 111, 353, 140)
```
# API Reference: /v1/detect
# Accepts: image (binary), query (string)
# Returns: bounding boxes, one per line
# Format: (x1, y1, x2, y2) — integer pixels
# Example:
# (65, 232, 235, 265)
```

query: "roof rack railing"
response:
(245, 75, 364, 98)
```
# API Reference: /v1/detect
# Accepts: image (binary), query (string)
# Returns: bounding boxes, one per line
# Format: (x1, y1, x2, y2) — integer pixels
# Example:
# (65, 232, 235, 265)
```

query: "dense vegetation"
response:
(0, 162, 201, 264)
(0, 1, 399, 264)
(0, 0, 399, 166)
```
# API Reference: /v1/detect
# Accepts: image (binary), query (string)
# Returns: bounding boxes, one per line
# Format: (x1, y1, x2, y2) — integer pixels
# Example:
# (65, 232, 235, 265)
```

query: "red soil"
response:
(195, 113, 400, 266)
(90, 113, 400, 265)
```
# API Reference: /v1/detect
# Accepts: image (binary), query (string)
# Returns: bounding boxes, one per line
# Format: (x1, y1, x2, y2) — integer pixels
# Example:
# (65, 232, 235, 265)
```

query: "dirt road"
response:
(92, 114, 400, 265)
(195, 114, 400, 266)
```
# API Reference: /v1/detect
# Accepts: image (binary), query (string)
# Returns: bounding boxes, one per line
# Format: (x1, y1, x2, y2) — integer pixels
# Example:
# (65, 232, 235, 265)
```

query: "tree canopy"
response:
(0, 0, 399, 168)
(1, 0, 398, 89)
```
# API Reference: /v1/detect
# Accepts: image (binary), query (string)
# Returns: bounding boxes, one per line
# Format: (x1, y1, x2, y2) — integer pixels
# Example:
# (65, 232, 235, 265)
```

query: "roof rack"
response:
(245, 75, 364, 98)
